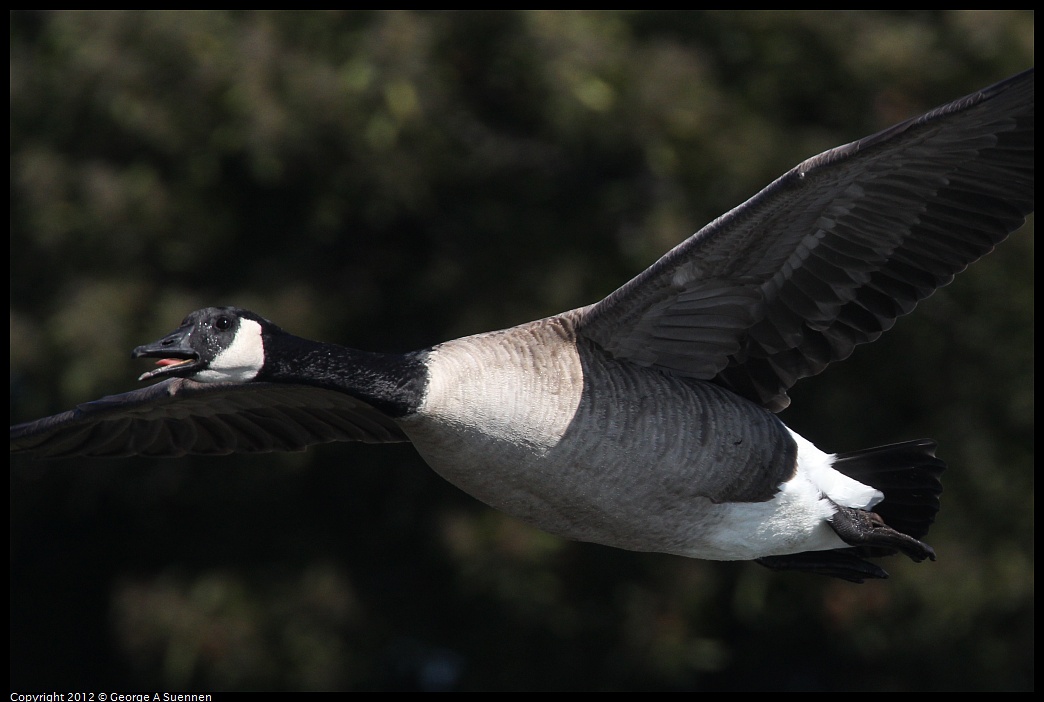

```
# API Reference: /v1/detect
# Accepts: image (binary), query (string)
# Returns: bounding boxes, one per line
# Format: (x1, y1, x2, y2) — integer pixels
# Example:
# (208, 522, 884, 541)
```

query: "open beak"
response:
(132, 327, 202, 381)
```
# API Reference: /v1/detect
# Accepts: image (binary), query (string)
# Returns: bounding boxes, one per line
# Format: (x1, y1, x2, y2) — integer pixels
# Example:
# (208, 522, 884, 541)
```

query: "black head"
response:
(133, 307, 274, 383)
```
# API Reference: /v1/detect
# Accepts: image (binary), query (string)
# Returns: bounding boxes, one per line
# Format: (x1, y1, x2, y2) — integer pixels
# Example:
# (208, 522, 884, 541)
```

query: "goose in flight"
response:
(10, 69, 1034, 582)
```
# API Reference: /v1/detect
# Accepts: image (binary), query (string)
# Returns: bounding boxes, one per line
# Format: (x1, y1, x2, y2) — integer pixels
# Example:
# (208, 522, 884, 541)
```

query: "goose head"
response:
(133, 306, 269, 384)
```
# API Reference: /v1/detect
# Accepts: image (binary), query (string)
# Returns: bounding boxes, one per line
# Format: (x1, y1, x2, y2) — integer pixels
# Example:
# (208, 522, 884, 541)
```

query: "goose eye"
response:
(214, 316, 232, 331)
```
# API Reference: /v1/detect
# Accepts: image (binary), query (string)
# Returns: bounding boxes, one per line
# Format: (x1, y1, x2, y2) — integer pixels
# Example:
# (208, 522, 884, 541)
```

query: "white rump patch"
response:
(195, 318, 265, 383)
(786, 427, 883, 510)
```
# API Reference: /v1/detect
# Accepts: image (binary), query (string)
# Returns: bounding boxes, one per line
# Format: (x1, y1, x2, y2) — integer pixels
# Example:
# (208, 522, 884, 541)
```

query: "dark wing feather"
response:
(577, 69, 1034, 411)
(10, 378, 409, 458)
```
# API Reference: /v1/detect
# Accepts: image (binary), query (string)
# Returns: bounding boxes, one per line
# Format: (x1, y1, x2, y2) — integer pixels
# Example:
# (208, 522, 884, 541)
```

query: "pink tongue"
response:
(155, 358, 184, 367)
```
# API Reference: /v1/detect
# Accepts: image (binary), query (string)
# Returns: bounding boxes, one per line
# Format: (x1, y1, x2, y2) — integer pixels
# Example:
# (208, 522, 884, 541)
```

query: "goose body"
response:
(406, 312, 862, 561)
(11, 69, 1034, 582)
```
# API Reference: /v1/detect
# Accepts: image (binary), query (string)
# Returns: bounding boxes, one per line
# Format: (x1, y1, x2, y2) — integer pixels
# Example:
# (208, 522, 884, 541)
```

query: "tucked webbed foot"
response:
(829, 505, 937, 563)
(756, 505, 936, 583)
(756, 551, 889, 584)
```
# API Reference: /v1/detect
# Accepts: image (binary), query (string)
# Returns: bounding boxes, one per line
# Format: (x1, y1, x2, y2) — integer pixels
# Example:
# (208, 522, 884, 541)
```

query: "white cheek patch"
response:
(194, 318, 265, 383)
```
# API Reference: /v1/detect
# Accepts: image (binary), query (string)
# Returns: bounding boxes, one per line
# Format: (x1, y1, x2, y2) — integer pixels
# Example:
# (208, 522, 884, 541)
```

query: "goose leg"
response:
(756, 551, 890, 583)
(828, 505, 937, 563)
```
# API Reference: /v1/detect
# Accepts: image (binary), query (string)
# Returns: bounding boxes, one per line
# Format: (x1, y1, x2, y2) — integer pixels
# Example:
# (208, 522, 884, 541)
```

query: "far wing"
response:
(10, 378, 409, 458)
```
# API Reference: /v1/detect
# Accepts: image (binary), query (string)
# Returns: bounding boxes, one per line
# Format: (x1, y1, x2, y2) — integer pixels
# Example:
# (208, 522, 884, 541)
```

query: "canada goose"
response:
(10, 69, 1033, 583)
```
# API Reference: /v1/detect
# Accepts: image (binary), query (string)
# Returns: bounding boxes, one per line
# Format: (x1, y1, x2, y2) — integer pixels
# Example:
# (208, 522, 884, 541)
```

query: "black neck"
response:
(257, 334, 428, 418)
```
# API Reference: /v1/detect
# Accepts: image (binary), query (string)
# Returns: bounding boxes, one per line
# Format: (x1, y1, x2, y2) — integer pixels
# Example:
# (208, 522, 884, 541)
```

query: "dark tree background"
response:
(10, 10, 1033, 691)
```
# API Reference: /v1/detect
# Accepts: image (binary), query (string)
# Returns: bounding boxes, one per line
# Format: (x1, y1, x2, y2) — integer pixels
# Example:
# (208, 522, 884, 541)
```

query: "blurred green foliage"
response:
(10, 10, 1033, 691)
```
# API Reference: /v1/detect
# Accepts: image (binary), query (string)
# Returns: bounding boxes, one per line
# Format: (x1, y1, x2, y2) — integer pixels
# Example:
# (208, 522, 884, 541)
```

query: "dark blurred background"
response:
(10, 10, 1033, 691)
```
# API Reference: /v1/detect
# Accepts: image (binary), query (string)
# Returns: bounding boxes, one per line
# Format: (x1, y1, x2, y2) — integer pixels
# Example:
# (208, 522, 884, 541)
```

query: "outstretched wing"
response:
(577, 69, 1034, 411)
(10, 378, 409, 458)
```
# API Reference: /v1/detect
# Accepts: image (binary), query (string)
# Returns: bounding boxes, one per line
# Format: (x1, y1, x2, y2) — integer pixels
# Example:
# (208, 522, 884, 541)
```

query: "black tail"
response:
(832, 438, 946, 544)
(756, 439, 945, 583)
